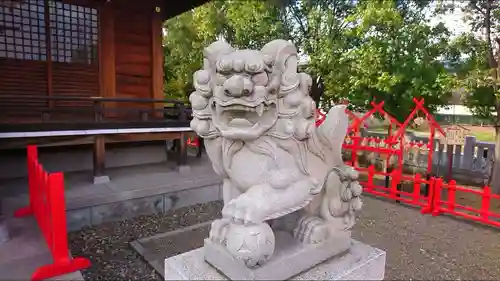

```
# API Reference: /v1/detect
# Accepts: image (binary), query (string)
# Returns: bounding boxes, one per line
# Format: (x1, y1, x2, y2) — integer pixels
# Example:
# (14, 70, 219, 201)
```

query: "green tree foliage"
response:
(442, 1, 499, 120)
(312, 1, 454, 121)
(439, 0, 500, 190)
(164, 0, 455, 122)
(163, 0, 290, 101)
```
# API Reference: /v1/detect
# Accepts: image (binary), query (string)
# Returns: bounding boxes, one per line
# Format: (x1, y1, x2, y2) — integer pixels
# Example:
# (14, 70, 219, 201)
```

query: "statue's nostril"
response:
(224, 89, 232, 96)
(242, 89, 250, 96)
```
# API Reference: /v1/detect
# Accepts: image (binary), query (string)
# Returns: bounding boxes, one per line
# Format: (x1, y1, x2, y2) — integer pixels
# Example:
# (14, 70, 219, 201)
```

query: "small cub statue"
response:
(189, 39, 363, 280)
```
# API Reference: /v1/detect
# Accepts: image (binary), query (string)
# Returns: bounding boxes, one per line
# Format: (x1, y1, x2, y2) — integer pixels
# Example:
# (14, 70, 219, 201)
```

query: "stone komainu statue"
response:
(189, 39, 363, 279)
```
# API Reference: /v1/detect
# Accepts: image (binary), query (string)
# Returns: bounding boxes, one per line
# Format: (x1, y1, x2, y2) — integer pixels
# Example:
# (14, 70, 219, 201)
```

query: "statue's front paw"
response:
(222, 195, 261, 225)
(293, 216, 329, 244)
(209, 218, 230, 244)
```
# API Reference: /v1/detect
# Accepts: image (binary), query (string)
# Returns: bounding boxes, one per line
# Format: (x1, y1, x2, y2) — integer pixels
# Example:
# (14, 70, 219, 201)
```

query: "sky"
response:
(427, 2, 470, 39)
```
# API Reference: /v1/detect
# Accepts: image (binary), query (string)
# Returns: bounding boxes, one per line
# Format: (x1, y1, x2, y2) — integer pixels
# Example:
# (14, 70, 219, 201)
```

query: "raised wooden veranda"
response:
(0, 0, 209, 182)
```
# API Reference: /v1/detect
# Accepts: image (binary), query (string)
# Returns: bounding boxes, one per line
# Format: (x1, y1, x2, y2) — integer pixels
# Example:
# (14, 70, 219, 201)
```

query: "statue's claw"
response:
(293, 216, 329, 244)
(209, 218, 230, 243)
(222, 196, 259, 225)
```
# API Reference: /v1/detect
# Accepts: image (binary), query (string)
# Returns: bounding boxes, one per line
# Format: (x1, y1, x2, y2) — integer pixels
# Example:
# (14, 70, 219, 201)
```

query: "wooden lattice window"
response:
(0, 0, 98, 64)
(0, 0, 47, 60)
(49, 1, 98, 65)
(0, 0, 101, 122)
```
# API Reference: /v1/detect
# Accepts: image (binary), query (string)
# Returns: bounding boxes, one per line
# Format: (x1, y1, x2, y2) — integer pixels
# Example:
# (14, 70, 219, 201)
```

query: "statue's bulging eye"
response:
(252, 72, 269, 86)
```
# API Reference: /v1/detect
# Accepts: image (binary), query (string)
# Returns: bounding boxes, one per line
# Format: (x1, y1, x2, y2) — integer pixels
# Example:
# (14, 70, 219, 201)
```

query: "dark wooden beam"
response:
(178, 132, 188, 166)
(93, 135, 109, 184)
(151, 7, 164, 119)
(0, 132, 184, 150)
(99, 1, 116, 117)
(0, 120, 190, 132)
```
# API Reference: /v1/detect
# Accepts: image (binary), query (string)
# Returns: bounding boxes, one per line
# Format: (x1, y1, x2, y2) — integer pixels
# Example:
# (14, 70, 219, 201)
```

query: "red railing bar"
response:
(14, 145, 91, 281)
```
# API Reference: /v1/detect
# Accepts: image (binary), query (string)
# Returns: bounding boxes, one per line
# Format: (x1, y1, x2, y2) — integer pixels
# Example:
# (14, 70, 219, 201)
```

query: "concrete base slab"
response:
(0, 216, 84, 280)
(164, 240, 386, 280)
(178, 165, 191, 174)
(93, 175, 111, 185)
(0, 218, 9, 244)
(204, 230, 351, 280)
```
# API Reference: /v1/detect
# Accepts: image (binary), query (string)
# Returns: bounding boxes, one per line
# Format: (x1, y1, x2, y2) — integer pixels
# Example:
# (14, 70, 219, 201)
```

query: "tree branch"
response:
(290, 5, 308, 39)
(471, 2, 486, 16)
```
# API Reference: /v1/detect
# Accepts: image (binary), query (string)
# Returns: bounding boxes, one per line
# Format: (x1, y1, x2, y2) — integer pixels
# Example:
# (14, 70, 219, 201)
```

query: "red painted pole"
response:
(352, 137, 359, 167)
(390, 169, 400, 200)
(14, 145, 39, 217)
(480, 186, 491, 223)
(13, 145, 91, 281)
(31, 171, 91, 281)
(367, 165, 375, 191)
(421, 177, 435, 214)
(448, 180, 457, 212)
(47, 172, 70, 264)
(432, 178, 443, 216)
(427, 126, 435, 174)
(413, 173, 421, 204)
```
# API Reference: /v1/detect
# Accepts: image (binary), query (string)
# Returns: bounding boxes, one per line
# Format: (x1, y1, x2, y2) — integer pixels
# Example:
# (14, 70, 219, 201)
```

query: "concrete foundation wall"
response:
(67, 183, 222, 231)
(0, 142, 169, 180)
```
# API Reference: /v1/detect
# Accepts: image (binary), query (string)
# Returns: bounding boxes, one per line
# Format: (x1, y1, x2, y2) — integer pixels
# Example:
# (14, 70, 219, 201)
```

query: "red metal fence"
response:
(361, 165, 500, 228)
(14, 145, 91, 281)
(430, 179, 500, 227)
(316, 99, 500, 229)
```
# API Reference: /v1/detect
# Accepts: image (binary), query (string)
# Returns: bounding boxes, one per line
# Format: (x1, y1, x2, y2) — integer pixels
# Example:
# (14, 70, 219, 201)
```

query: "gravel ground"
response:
(69, 196, 500, 281)
(68, 201, 223, 281)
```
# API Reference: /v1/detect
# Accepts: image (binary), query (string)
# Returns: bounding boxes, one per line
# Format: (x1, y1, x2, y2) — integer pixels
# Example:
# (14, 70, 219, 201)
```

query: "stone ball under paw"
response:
(225, 222, 275, 268)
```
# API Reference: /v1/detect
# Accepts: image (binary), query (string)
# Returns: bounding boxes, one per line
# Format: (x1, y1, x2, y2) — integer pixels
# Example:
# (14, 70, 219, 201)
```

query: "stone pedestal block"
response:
(164, 240, 386, 280)
(204, 230, 351, 280)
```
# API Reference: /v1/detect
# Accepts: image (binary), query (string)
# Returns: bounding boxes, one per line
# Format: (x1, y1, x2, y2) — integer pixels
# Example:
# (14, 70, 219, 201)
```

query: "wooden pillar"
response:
(99, 2, 116, 115)
(151, 6, 164, 118)
(93, 135, 109, 184)
(178, 132, 187, 165)
(91, 2, 114, 184)
(177, 132, 191, 174)
(44, 0, 53, 110)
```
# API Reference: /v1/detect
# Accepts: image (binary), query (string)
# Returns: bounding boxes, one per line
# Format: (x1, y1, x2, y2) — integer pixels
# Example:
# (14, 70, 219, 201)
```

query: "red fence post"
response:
(480, 186, 492, 223)
(48, 172, 70, 264)
(421, 177, 435, 214)
(13, 145, 91, 281)
(412, 173, 421, 204)
(367, 165, 375, 191)
(14, 145, 39, 217)
(351, 137, 360, 167)
(431, 178, 443, 216)
(31, 171, 91, 281)
(389, 169, 400, 200)
(448, 180, 457, 212)
(187, 137, 199, 147)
